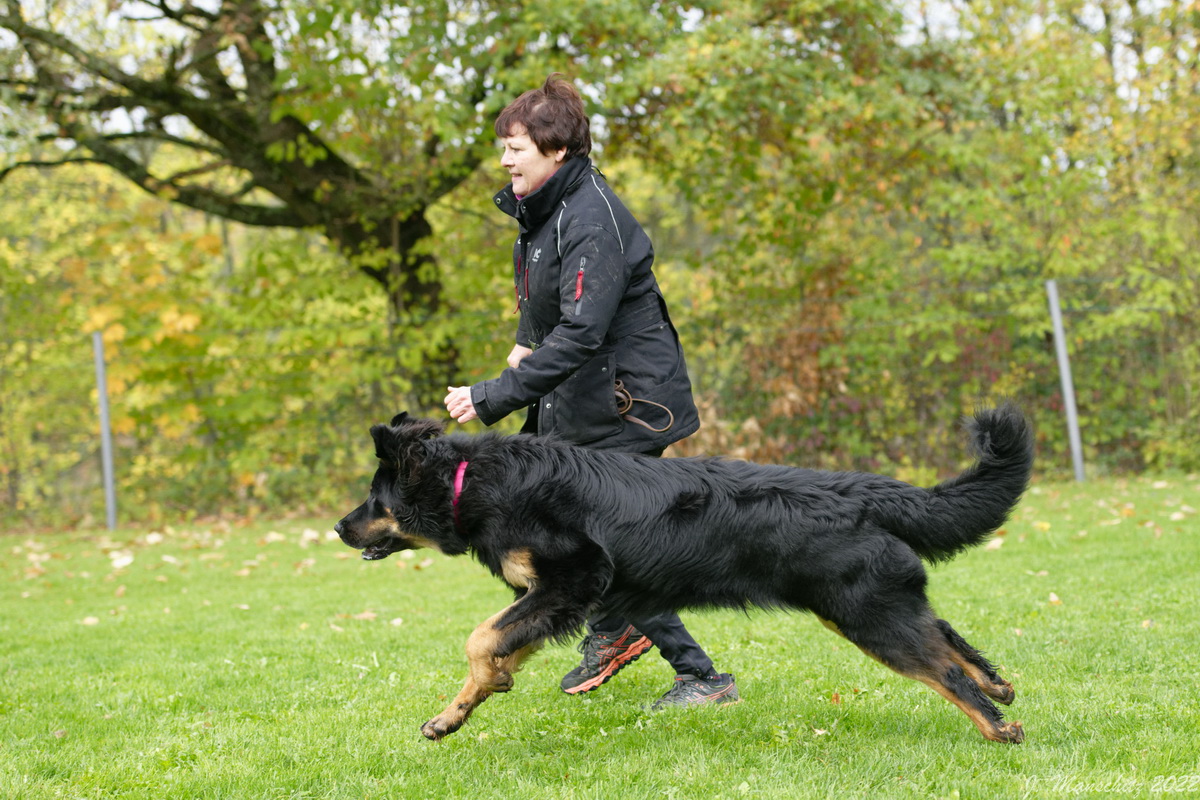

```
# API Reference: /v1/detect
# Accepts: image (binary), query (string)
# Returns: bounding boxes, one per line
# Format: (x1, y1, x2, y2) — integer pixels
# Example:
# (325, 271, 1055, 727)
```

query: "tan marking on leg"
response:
(948, 651, 1016, 706)
(421, 675, 490, 741)
(824, 620, 1023, 744)
(500, 548, 537, 589)
(422, 599, 548, 740)
(817, 616, 846, 638)
(915, 674, 1025, 743)
(465, 607, 512, 690)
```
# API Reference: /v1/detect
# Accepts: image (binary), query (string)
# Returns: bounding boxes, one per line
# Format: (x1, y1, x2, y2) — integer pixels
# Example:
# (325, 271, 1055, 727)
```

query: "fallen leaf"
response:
(831, 692, 841, 705)
(1048, 592, 1062, 606)
(984, 538, 1004, 551)
(80, 617, 100, 626)
(389, 618, 404, 627)
(352, 611, 378, 621)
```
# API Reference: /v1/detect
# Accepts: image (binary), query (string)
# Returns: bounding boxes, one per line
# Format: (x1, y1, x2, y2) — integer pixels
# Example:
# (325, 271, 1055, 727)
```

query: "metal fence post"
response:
(92, 331, 118, 529)
(1045, 280, 1086, 482)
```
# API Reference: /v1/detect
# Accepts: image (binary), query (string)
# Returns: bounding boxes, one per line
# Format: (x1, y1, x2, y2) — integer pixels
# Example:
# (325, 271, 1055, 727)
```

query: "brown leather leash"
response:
(614, 380, 675, 433)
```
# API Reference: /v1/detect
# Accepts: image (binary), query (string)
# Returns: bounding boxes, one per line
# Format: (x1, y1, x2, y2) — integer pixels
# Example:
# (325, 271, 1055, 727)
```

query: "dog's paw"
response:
(991, 684, 1016, 706)
(420, 716, 462, 741)
(995, 721, 1025, 744)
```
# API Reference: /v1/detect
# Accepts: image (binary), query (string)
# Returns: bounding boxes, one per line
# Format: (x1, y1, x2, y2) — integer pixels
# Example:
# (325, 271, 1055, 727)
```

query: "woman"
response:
(444, 75, 738, 708)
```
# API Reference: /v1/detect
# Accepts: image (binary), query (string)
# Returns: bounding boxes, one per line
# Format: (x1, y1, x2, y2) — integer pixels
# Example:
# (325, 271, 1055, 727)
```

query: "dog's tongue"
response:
(362, 542, 398, 561)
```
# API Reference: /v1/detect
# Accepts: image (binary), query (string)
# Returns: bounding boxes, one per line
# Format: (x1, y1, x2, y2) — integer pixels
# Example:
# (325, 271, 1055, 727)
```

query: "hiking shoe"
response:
(560, 625, 654, 694)
(651, 673, 740, 709)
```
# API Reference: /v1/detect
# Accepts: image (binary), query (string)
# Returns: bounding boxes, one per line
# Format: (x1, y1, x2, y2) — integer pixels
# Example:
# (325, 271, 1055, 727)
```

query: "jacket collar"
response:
(493, 156, 594, 229)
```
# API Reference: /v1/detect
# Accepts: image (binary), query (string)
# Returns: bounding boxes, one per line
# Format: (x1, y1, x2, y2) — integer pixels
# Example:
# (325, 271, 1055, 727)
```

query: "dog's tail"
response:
(873, 403, 1034, 562)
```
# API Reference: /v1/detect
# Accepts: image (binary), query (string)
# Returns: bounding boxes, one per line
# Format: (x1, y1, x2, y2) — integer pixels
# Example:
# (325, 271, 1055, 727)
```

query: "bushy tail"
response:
(872, 403, 1035, 562)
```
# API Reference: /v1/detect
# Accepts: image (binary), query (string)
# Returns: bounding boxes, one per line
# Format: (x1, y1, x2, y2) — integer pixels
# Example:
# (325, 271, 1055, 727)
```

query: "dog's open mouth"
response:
(361, 539, 404, 561)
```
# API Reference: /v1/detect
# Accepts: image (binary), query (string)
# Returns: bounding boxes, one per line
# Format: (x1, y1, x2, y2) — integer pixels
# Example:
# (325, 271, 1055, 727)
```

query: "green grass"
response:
(3, 475, 1199, 799)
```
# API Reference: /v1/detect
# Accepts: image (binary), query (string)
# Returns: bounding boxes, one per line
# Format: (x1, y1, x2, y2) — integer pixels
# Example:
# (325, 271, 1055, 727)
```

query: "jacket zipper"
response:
(574, 257, 586, 315)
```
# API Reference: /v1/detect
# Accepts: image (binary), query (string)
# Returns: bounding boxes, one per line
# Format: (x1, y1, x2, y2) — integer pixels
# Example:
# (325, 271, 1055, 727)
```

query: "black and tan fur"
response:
(334, 405, 1034, 743)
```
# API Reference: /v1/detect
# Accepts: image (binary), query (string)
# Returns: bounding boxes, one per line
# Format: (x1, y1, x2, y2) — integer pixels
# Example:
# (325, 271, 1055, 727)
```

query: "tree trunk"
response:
(345, 208, 458, 412)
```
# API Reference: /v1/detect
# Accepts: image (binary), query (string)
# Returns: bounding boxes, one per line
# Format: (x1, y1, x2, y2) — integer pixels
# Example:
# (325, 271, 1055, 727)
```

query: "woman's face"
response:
(500, 125, 566, 197)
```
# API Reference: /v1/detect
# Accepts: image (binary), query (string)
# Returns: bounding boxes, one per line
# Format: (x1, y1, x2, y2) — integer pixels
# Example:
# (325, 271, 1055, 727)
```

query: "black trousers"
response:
(588, 611, 715, 678)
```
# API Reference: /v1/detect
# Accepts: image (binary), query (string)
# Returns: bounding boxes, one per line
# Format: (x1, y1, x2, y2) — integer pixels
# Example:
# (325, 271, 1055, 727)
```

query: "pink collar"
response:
(453, 461, 468, 529)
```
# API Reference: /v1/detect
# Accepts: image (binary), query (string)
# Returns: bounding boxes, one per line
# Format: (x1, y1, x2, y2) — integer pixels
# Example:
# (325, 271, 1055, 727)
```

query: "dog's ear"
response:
(371, 423, 402, 463)
(371, 415, 444, 470)
(386, 412, 444, 441)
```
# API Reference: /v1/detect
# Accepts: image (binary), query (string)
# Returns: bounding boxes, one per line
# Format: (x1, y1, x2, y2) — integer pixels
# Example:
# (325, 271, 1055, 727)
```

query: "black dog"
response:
(335, 405, 1033, 743)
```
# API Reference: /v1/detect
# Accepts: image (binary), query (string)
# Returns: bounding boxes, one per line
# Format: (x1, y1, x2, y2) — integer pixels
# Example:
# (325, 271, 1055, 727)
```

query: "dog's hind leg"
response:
(819, 610, 1024, 744)
(937, 619, 1016, 706)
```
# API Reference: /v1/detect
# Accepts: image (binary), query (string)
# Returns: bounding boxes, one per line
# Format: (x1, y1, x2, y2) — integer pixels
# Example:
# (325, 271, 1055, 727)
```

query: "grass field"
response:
(3, 474, 1198, 799)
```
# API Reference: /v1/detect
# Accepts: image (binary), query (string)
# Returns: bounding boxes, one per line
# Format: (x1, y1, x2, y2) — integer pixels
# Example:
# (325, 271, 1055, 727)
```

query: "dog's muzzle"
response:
(334, 518, 404, 561)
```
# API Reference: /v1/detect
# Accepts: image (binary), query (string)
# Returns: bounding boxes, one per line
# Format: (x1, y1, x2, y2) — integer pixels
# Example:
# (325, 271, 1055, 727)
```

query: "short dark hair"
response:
(495, 74, 592, 159)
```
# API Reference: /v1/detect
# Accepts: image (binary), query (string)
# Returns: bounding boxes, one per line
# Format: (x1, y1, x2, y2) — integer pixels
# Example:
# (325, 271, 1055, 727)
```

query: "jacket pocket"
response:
(615, 319, 684, 389)
(547, 349, 623, 444)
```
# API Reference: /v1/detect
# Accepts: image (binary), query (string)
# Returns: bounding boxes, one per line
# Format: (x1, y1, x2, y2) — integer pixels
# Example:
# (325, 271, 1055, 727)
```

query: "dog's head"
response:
(334, 412, 463, 560)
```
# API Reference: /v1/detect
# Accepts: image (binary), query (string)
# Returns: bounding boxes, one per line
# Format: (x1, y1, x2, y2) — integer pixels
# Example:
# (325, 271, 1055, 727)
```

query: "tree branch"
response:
(0, 156, 109, 181)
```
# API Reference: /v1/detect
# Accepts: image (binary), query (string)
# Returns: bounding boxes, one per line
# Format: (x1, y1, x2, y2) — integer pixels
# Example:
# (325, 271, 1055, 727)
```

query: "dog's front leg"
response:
(421, 607, 542, 741)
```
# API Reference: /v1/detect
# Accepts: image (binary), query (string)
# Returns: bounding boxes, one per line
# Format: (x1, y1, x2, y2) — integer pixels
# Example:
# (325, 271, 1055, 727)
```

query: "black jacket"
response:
(471, 157, 700, 452)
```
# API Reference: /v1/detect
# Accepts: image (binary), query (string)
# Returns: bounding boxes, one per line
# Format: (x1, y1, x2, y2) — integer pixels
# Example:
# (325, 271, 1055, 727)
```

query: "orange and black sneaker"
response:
(651, 673, 740, 709)
(560, 625, 654, 694)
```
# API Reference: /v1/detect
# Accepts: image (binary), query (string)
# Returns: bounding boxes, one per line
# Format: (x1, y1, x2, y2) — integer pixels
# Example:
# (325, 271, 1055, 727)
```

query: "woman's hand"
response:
(507, 344, 533, 369)
(444, 385, 478, 424)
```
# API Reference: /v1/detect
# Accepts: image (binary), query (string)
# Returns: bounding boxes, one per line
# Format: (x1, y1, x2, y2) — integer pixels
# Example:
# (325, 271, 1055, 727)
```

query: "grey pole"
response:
(1045, 280, 1085, 482)
(92, 331, 118, 529)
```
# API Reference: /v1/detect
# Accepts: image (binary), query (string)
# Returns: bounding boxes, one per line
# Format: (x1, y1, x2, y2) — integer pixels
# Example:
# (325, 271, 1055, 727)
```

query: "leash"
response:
(453, 460, 469, 530)
(614, 380, 675, 433)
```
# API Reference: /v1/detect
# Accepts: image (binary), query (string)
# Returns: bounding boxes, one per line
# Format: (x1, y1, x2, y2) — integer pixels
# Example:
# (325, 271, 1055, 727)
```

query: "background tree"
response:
(3, 0, 1198, 527)
(0, 0, 710, 403)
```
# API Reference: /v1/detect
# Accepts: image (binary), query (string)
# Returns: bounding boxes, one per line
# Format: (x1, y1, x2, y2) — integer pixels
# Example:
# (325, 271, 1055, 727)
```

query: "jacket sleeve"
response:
(473, 222, 628, 425)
